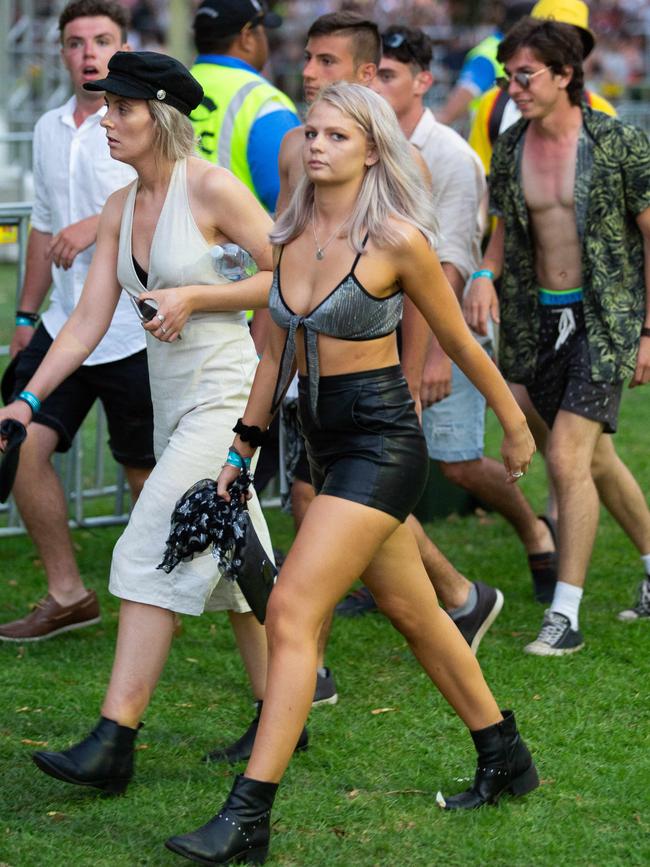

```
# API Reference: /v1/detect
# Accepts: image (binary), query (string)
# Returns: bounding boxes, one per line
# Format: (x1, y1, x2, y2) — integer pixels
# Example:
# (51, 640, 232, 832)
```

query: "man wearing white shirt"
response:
(0, 0, 154, 643)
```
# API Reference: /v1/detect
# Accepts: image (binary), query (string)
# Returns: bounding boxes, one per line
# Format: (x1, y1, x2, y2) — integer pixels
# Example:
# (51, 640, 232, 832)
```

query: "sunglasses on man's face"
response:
(496, 65, 551, 91)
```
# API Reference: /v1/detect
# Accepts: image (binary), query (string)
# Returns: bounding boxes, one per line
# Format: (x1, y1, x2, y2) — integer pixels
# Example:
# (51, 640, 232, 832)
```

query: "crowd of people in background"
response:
(1, 0, 649, 864)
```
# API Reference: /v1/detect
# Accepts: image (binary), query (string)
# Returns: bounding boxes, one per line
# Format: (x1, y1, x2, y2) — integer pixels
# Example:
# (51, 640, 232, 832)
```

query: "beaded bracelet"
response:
(225, 447, 252, 472)
(17, 390, 41, 415)
(471, 269, 495, 281)
(233, 418, 269, 448)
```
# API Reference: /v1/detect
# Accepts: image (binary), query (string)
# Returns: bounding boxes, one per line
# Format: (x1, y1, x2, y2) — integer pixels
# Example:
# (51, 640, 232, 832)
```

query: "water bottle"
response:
(210, 243, 257, 281)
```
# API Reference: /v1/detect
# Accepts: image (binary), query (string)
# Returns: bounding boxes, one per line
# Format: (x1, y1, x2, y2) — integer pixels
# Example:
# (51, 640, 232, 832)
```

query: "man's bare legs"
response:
(510, 383, 558, 521)
(406, 514, 472, 609)
(438, 457, 554, 555)
(590, 434, 650, 555)
(10, 423, 149, 608)
(525, 411, 602, 655)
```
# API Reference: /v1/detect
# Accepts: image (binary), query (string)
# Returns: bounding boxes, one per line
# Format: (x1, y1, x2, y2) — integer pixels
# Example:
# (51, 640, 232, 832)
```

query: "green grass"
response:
(1, 264, 650, 865)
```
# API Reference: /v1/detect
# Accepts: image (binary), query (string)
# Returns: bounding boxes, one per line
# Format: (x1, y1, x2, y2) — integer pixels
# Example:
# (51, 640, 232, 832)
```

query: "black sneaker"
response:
(335, 586, 378, 617)
(618, 577, 650, 622)
(451, 581, 504, 655)
(313, 668, 338, 707)
(524, 610, 584, 656)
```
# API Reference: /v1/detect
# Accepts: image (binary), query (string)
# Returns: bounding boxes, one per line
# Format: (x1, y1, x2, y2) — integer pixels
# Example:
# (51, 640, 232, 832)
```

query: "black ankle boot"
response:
(32, 716, 141, 795)
(203, 701, 308, 764)
(437, 709, 539, 810)
(166, 774, 277, 864)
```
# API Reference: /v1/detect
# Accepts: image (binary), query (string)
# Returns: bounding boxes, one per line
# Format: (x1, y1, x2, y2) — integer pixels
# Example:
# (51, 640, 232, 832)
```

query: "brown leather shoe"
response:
(0, 591, 100, 642)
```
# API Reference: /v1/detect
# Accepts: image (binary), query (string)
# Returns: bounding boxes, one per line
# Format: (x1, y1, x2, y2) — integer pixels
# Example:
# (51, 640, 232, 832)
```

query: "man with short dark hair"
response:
(190, 0, 300, 214)
(471, 18, 650, 654)
(0, 0, 155, 643)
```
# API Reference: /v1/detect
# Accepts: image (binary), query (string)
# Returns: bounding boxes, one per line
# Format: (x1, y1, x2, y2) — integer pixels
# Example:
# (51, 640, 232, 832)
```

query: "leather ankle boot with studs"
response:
(166, 774, 278, 865)
(203, 700, 308, 764)
(436, 709, 539, 810)
(32, 716, 141, 795)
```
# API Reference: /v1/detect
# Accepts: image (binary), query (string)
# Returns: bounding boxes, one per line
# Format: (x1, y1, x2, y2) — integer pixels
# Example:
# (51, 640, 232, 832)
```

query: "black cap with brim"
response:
(84, 51, 203, 116)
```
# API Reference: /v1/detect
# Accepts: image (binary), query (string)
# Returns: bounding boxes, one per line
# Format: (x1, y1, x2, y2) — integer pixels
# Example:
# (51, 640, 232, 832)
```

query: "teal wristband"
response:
(472, 269, 495, 281)
(17, 390, 41, 415)
(16, 315, 37, 328)
(226, 448, 251, 471)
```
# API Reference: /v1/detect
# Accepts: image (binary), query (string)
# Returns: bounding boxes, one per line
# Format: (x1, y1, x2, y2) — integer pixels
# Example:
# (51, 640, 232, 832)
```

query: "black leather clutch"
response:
(236, 508, 277, 624)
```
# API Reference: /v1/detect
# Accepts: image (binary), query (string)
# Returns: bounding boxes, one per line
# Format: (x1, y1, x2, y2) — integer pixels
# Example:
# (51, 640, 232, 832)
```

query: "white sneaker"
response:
(524, 610, 584, 656)
(618, 578, 650, 622)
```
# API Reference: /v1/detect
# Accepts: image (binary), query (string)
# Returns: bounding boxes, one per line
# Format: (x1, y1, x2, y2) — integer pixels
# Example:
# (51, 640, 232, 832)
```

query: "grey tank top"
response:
(269, 237, 403, 422)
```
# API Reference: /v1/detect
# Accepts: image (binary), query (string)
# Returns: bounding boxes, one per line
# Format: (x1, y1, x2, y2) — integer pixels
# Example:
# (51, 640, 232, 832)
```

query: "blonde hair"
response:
(148, 100, 196, 163)
(270, 83, 438, 252)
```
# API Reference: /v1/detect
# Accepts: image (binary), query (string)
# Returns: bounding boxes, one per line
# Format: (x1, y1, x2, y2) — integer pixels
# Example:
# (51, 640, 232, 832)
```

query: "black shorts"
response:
(9, 324, 155, 467)
(298, 365, 429, 522)
(527, 303, 623, 435)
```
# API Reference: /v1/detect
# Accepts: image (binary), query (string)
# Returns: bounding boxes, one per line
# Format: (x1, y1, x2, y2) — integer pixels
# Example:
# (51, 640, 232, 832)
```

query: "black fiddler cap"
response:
(84, 51, 203, 116)
(194, 0, 282, 36)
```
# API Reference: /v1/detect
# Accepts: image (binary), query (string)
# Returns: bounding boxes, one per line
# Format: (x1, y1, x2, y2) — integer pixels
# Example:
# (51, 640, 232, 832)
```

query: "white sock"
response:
(641, 553, 650, 576)
(551, 581, 583, 631)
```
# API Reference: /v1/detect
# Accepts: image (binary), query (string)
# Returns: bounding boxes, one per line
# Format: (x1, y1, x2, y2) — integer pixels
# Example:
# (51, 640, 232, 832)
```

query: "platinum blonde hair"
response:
(270, 82, 438, 252)
(147, 100, 196, 163)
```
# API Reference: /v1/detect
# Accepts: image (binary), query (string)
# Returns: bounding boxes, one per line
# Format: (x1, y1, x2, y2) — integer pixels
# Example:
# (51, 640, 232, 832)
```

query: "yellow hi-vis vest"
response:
(464, 33, 504, 114)
(189, 62, 297, 204)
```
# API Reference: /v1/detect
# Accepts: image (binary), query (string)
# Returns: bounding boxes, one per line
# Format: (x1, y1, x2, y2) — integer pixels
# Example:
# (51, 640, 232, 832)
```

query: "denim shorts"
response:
(422, 362, 486, 463)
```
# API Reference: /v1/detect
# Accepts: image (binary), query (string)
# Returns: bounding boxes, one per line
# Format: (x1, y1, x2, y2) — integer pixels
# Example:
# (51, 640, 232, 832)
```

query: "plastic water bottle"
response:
(210, 243, 257, 281)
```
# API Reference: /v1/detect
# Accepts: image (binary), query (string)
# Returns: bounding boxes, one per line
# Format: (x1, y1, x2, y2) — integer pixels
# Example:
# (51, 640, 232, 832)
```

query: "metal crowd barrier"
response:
(0, 201, 131, 536)
(0, 201, 281, 537)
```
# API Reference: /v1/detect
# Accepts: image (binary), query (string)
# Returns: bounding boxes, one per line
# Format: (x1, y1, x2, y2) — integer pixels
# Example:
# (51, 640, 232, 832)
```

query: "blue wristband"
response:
(16, 316, 37, 328)
(226, 448, 252, 471)
(472, 269, 495, 281)
(17, 390, 41, 415)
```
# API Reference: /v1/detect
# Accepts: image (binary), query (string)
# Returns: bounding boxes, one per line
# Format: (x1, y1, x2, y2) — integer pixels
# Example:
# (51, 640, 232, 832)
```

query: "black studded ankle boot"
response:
(437, 709, 539, 810)
(166, 774, 278, 865)
(32, 716, 141, 795)
(203, 701, 308, 764)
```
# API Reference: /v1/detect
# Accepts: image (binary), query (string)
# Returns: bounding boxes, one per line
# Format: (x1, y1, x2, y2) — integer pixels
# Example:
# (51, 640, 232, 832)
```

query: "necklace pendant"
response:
(316, 248, 324, 260)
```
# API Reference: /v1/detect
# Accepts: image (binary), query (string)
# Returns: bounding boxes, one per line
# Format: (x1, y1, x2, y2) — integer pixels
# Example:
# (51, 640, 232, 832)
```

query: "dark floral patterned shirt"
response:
(489, 105, 650, 384)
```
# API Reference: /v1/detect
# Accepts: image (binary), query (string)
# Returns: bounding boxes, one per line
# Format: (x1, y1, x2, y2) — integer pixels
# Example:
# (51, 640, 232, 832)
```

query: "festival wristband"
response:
(471, 269, 495, 281)
(16, 310, 39, 327)
(225, 447, 252, 471)
(641, 326, 650, 338)
(17, 390, 41, 415)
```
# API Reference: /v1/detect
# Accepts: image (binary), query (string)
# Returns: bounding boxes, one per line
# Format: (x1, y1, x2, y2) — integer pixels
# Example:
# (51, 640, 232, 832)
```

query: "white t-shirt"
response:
(410, 107, 486, 285)
(30, 96, 145, 365)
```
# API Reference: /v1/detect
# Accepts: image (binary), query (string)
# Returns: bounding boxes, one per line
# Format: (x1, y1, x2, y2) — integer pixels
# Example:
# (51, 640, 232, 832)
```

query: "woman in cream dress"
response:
(0, 52, 278, 795)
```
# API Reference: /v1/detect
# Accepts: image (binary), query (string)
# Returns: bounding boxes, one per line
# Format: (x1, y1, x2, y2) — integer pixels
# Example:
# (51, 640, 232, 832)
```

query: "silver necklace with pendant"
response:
(311, 208, 350, 260)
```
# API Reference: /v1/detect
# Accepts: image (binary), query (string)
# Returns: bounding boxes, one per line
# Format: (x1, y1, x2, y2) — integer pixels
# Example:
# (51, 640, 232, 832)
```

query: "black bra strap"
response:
(350, 232, 370, 274)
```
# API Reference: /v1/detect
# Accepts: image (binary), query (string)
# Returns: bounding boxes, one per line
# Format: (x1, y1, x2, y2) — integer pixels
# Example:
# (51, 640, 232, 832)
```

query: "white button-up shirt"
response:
(31, 96, 145, 365)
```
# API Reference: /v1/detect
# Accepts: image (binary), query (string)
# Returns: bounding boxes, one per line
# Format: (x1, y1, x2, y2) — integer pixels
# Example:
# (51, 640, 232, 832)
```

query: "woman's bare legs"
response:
(102, 601, 176, 728)
(228, 611, 268, 701)
(102, 602, 269, 728)
(245, 494, 501, 784)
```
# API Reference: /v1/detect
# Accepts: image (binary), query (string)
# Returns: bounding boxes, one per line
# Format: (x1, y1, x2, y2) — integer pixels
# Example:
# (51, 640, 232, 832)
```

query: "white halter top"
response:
(116, 158, 245, 327)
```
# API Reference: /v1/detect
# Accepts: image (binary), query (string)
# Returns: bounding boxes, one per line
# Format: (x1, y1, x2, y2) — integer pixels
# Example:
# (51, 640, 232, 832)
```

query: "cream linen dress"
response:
(109, 158, 273, 615)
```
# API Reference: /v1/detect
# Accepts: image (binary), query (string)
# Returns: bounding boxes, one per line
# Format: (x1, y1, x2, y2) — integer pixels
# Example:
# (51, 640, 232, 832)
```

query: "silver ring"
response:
(156, 312, 165, 324)
(511, 470, 524, 478)
(160, 325, 167, 335)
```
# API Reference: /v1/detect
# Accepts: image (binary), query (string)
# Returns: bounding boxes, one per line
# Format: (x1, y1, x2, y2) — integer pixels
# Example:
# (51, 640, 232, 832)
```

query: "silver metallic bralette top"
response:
(269, 237, 403, 423)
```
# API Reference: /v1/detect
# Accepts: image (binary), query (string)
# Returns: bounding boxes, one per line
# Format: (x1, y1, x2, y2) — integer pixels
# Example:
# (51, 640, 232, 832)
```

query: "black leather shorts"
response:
(298, 365, 429, 521)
